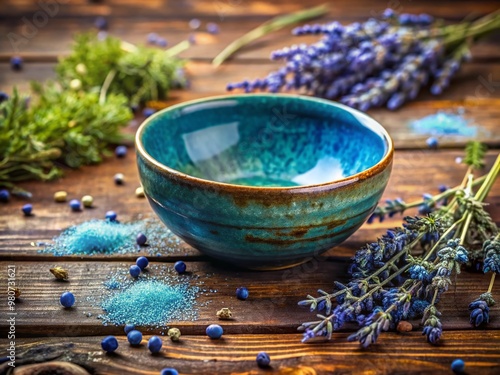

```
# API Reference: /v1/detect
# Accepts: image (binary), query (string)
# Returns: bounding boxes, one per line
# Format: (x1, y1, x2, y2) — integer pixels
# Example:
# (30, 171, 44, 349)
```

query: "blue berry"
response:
(451, 359, 465, 373)
(114, 173, 125, 185)
(11, 56, 23, 71)
(147, 336, 163, 353)
(129, 265, 141, 278)
(115, 145, 127, 158)
(206, 22, 219, 34)
(101, 336, 119, 352)
(236, 287, 249, 300)
(189, 18, 201, 30)
(147, 33, 159, 44)
(22, 204, 32, 216)
(157, 38, 168, 47)
(136, 256, 149, 269)
(206, 324, 223, 339)
(94, 16, 108, 30)
(69, 199, 81, 212)
(174, 261, 186, 274)
(426, 137, 439, 149)
(124, 324, 135, 334)
(127, 330, 143, 346)
(60, 291, 75, 308)
(161, 369, 179, 375)
(136, 233, 147, 246)
(143, 108, 156, 117)
(0, 189, 10, 202)
(105, 211, 117, 221)
(0, 92, 9, 102)
(256, 351, 271, 367)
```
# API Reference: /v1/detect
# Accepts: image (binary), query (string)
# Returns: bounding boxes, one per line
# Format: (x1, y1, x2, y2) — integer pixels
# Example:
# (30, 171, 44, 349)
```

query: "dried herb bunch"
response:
(227, 9, 500, 110)
(299, 142, 499, 347)
(0, 33, 187, 188)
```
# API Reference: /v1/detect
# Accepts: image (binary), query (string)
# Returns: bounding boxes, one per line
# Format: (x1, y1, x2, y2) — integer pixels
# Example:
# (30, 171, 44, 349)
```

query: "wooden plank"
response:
(1, 17, 499, 61)
(0, 260, 498, 336)
(1, 147, 499, 259)
(1, 332, 500, 374)
(2, 0, 499, 19)
(1, 61, 500, 148)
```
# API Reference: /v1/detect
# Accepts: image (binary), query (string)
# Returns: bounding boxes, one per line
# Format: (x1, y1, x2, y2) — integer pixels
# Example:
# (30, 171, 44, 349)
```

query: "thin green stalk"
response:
(475, 154, 500, 202)
(99, 69, 117, 104)
(487, 273, 496, 294)
(423, 217, 466, 261)
(212, 4, 329, 67)
(164, 40, 191, 58)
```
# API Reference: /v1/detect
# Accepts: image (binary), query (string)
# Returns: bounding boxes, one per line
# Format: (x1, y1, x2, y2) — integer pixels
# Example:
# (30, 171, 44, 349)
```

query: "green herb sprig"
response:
(0, 33, 187, 188)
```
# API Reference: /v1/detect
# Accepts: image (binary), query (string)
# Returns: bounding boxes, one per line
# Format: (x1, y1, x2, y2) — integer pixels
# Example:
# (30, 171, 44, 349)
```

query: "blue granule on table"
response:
(100, 279, 198, 326)
(410, 110, 478, 137)
(39, 218, 182, 256)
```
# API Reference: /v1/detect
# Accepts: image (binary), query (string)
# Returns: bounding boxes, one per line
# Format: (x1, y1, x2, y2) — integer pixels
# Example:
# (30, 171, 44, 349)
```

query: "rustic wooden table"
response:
(1, 1, 500, 374)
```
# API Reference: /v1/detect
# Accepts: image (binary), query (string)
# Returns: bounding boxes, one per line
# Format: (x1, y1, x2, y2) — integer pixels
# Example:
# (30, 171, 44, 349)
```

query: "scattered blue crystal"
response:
(410, 111, 477, 137)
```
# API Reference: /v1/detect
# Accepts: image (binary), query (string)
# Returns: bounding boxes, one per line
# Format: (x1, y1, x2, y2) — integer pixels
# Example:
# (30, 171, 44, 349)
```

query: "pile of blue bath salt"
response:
(410, 109, 478, 137)
(39, 218, 182, 256)
(94, 264, 206, 328)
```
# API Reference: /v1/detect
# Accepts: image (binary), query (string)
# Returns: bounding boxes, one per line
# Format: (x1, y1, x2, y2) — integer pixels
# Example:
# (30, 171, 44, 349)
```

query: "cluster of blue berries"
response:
(130, 256, 149, 278)
(227, 9, 471, 111)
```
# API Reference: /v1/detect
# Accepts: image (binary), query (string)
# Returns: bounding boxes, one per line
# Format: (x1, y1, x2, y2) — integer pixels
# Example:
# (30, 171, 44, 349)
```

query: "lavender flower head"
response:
(227, 9, 472, 111)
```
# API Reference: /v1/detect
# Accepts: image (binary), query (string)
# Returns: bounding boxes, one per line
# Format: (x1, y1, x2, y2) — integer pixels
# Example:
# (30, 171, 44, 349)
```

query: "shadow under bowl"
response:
(136, 94, 393, 270)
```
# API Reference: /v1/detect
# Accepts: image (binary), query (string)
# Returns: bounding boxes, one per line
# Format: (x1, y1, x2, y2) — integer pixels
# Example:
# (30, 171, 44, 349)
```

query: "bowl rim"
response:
(136, 93, 394, 191)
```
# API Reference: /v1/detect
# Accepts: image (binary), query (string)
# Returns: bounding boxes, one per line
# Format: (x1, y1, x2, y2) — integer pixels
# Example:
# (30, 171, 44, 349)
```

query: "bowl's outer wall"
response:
(137, 153, 392, 269)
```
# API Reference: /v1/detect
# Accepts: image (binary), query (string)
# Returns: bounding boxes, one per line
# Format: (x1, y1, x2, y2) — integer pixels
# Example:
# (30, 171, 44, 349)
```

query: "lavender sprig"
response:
(299, 147, 500, 347)
(228, 10, 500, 110)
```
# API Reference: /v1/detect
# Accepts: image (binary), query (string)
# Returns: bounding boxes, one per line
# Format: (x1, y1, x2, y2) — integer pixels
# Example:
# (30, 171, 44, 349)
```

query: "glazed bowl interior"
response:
(140, 95, 389, 187)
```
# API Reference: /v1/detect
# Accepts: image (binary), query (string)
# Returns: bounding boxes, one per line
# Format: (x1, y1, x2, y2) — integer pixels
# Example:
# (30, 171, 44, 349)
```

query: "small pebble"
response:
(10, 56, 23, 71)
(127, 330, 143, 346)
(206, 22, 219, 34)
(147, 33, 159, 44)
(115, 145, 128, 158)
(135, 186, 145, 198)
(206, 324, 223, 339)
(129, 265, 141, 278)
(13, 288, 21, 298)
(69, 199, 81, 212)
(136, 255, 149, 269)
(54, 191, 67, 203)
(216, 307, 232, 320)
(60, 291, 75, 308)
(174, 261, 186, 274)
(105, 210, 117, 221)
(124, 324, 135, 334)
(396, 321, 413, 332)
(147, 336, 163, 353)
(101, 336, 119, 352)
(426, 137, 439, 149)
(82, 195, 93, 208)
(189, 18, 201, 30)
(451, 359, 465, 373)
(455, 157, 463, 164)
(161, 369, 179, 375)
(167, 327, 181, 342)
(136, 233, 148, 246)
(256, 351, 271, 367)
(0, 189, 10, 202)
(236, 286, 249, 300)
(94, 16, 108, 30)
(114, 173, 125, 185)
(22, 203, 32, 216)
(50, 266, 69, 280)
(143, 108, 156, 117)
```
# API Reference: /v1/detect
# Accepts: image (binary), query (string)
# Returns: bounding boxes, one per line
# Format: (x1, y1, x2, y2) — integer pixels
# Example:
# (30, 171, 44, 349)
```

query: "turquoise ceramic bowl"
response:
(136, 94, 393, 270)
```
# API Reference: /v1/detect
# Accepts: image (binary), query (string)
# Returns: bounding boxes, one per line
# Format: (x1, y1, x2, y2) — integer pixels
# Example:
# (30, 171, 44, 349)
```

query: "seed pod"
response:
(216, 307, 232, 320)
(50, 266, 69, 280)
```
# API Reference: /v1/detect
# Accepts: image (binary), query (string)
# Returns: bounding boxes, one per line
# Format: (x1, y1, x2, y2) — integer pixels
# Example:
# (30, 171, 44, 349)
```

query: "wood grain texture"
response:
(0, 259, 498, 336)
(1, 151, 499, 259)
(1, 332, 500, 375)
